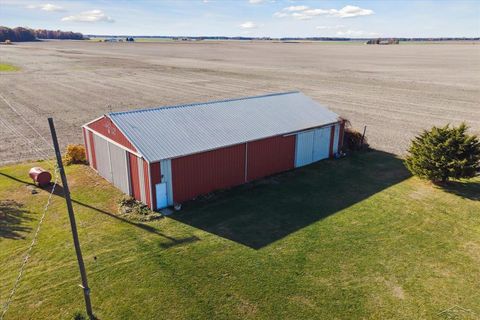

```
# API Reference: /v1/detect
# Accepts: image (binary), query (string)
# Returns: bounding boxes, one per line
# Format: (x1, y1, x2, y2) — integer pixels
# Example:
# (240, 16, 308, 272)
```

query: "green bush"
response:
(405, 123, 480, 183)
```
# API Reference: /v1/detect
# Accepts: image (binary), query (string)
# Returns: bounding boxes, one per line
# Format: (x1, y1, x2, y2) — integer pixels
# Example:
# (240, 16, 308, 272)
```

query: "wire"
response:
(0, 93, 62, 318)
(0, 93, 54, 150)
(0, 117, 56, 170)
(0, 168, 59, 320)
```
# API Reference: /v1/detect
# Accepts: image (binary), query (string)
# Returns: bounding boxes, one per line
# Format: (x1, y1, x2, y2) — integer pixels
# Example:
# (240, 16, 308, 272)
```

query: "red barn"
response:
(82, 92, 345, 210)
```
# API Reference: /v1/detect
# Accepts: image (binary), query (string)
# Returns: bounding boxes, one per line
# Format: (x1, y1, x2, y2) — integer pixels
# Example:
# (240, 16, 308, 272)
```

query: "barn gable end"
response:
(87, 115, 137, 152)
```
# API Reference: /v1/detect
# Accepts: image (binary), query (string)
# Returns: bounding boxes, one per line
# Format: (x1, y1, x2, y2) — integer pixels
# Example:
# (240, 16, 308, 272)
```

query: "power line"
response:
(0, 116, 55, 169)
(0, 168, 59, 320)
(0, 96, 62, 318)
(0, 92, 54, 150)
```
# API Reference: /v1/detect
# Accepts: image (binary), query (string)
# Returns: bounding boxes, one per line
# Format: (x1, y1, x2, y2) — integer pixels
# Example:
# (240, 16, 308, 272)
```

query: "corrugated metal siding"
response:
(88, 130, 97, 170)
(172, 144, 245, 203)
(246, 136, 295, 182)
(329, 126, 335, 158)
(338, 121, 345, 151)
(160, 160, 174, 206)
(295, 131, 314, 167)
(332, 124, 340, 155)
(143, 159, 151, 208)
(82, 128, 90, 164)
(137, 158, 146, 203)
(109, 92, 340, 162)
(150, 162, 161, 209)
(93, 133, 111, 182)
(88, 116, 137, 152)
(108, 142, 129, 194)
(129, 153, 141, 201)
(295, 124, 337, 167)
(312, 126, 331, 161)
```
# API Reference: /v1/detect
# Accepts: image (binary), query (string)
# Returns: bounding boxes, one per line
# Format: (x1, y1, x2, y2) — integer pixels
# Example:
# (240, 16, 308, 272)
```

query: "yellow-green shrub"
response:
(63, 144, 87, 165)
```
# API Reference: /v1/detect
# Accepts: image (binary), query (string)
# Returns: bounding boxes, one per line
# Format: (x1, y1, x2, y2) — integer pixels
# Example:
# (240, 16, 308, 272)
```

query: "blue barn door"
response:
(156, 183, 168, 209)
(312, 127, 330, 161)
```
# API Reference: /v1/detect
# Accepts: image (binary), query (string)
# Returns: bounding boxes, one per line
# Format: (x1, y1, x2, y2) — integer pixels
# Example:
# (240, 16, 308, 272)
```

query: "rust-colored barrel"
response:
(29, 167, 52, 186)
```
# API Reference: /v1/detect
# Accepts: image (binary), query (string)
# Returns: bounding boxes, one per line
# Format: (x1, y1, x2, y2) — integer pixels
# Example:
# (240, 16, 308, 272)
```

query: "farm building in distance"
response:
(82, 92, 345, 210)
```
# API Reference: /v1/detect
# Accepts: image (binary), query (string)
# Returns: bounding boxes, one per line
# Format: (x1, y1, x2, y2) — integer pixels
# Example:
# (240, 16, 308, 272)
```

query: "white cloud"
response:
(274, 5, 374, 20)
(61, 10, 114, 23)
(336, 29, 379, 37)
(283, 5, 309, 12)
(239, 21, 258, 29)
(290, 12, 310, 20)
(316, 25, 345, 30)
(332, 5, 374, 18)
(26, 3, 65, 12)
(273, 12, 288, 18)
(248, 0, 265, 3)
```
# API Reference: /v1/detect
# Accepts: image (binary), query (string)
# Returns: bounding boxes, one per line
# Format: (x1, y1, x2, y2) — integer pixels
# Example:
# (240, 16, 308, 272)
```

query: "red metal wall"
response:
(82, 127, 89, 164)
(171, 144, 246, 203)
(329, 125, 335, 158)
(149, 162, 161, 209)
(87, 116, 137, 152)
(338, 121, 345, 151)
(143, 159, 152, 209)
(246, 135, 295, 182)
(88, 130, 97, 170)
(129, 152, 141, 201)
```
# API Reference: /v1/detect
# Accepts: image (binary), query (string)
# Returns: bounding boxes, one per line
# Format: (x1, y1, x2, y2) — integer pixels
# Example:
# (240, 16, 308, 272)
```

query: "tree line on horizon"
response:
(0, 26, 84, 42)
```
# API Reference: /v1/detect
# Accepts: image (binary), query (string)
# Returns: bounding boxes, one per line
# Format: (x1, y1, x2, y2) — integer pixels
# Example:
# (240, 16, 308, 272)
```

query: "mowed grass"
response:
(0, 151, 479, 319)
(0, 63, 20, 72)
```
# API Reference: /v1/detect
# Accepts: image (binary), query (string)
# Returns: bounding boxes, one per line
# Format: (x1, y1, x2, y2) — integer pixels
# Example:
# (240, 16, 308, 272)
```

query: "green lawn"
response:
(0, 151, 479, 319)
(0, 63, 20, 72)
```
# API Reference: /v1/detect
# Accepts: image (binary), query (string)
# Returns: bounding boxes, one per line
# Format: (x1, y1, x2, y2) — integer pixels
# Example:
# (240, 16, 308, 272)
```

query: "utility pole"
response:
(48, 118, 94, 320)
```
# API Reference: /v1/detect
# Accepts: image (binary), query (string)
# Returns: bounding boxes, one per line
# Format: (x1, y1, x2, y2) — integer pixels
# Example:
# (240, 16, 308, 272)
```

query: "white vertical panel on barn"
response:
(160, 159, 174, 206)
(86, 131, 93, 167)
(312, 126, 331, 161)
(108, 142, 129, 194)
(294, 130, 314, 167)
(93, 133, 112, 182)
(332, 124, 340, 155)
(137, 158, 146, 203)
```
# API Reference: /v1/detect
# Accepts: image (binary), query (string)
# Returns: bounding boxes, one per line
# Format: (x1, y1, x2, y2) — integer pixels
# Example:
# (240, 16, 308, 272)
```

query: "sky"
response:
(0, 0, 479, 38)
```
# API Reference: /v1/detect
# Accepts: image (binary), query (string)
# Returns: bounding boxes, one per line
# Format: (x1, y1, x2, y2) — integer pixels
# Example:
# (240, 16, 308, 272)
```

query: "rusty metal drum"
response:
(29, 167, 52, 186)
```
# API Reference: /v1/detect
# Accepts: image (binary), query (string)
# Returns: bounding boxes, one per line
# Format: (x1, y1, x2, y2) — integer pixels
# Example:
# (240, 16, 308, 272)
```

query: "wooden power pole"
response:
(48, 118, 94, 320)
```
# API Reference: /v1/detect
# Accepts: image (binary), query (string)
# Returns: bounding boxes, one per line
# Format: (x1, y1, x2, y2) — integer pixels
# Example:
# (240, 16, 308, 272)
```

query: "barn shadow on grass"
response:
(0, 199, 33, 240)
(171, 150, 411, 250)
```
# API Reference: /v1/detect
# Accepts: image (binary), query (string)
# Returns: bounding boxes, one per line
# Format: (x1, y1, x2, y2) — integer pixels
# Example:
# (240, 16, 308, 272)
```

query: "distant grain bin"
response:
(82, 92, 345, 210)
(29, 167, 52, 186)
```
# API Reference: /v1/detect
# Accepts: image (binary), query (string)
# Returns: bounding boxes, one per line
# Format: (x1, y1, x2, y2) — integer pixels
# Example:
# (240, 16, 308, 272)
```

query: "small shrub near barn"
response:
(63, 144, 87, 165)
(341, 119, 368, 152)
(405, 123, 480, 183)
(118, 196, 162, 221)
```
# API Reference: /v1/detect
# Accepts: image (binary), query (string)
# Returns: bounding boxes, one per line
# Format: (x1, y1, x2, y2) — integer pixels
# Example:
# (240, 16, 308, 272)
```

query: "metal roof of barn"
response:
(108, 91, 340, 162)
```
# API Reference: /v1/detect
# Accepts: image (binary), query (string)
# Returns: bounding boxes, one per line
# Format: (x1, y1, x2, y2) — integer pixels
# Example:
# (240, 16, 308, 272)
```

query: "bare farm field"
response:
(0, 40, 479, 165)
